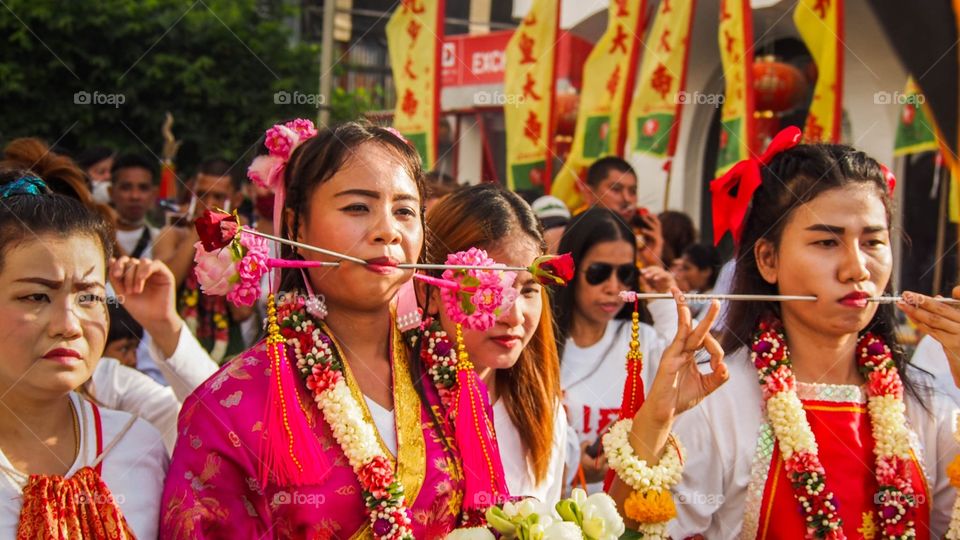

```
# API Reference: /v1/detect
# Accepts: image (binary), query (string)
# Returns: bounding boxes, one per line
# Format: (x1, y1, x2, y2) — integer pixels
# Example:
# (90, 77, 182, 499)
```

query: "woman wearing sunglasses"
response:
(553, 209, 678, 493)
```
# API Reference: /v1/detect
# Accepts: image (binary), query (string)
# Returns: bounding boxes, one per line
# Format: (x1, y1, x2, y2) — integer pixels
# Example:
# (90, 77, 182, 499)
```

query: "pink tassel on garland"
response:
(452, 323, 510, 511)
(258, 293, 331, 489)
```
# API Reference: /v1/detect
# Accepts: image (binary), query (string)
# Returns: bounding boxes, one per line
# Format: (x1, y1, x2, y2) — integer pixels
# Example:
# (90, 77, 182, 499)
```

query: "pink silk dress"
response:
(160, 326, 465, 539)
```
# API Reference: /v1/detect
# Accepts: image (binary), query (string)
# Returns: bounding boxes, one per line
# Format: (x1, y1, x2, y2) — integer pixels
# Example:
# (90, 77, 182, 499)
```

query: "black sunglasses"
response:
(584, 262, 638, 286)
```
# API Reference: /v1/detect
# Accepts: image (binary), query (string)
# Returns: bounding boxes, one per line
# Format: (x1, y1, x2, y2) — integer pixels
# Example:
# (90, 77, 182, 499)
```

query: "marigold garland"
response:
(603, 419, 683, 539)
(624, 489, 676, 523)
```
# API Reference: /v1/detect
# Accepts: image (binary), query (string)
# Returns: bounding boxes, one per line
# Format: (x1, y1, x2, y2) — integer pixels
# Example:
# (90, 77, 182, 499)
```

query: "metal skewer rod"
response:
(242, 228, 368, 265)
(396, 263, 530, 272)
(868, 295, 960, 305)
(241, 231, 530, 272)
(622, 293, 818, 302)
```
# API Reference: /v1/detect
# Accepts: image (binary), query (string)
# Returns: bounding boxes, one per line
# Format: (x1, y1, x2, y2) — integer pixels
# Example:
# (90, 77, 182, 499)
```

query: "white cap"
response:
(531, 195, 571, 230)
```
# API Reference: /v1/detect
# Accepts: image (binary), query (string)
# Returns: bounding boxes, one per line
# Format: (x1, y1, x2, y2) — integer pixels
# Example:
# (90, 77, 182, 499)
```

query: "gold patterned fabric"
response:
(17, 466, 136, 540)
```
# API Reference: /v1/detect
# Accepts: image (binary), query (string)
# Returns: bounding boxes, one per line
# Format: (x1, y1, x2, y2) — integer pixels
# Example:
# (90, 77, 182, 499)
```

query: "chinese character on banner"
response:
(524, 111, 543, 144)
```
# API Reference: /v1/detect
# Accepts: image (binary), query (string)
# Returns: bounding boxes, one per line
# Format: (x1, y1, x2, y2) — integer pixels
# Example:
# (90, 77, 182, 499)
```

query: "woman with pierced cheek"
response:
(606, 131, 960, 539)
(161, 122, 472, 538)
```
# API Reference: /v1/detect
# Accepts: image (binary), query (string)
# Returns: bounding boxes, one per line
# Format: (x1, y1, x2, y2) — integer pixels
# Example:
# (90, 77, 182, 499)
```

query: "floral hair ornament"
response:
(247, 118, 320, 289)
(384, 126, 411, 146)
(0, 175, 48, 198)
(880, 163, 897, 198)
(710, 125, 802, 246)
(247, 119, 318, 192)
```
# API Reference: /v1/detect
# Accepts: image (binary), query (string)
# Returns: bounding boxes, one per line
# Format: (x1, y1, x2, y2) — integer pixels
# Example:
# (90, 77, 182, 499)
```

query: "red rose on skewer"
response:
(195, 209, 240, 251)
(530, 253, 575, 286)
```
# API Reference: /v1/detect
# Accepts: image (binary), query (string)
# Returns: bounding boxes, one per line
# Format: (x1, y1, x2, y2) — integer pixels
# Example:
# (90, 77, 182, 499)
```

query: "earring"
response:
(300, 268, 327, 320)
(305, 293, 328, 320)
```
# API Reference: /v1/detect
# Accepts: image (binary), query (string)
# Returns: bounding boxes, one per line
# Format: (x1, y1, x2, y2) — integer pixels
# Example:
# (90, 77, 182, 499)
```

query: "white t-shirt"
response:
(494, 398, 568, 504)
(560, 299, 677, 493)
(115, 225, 160, 259)
(90, 324, 219, 453)
(911, 335, 960, 406)
(668, 347, 960, 539)
(0, 393, 169, 539)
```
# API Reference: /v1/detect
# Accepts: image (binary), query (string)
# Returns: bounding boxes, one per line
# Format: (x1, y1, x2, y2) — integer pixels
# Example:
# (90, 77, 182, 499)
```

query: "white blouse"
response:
(88, 323, 219, 453)
(560, 299, 678, 493)
(911, 335, 960, 406)
(0, 392, 169, 539)
(668, 348, 960, 539)
(364, 395, 398, 457)
(494, 398, 568, 504)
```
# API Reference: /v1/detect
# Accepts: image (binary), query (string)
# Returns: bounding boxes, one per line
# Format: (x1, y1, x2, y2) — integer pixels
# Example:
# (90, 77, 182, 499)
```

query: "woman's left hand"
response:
(637, 212, 664, 268)
(639, 265, 678, 293)
(109, 257, 183, 358)
(897, 287, 960, 388)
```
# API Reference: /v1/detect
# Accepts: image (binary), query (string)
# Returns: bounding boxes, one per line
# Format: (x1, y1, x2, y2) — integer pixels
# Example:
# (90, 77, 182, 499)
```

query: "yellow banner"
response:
(794, 0, 843, 143)
(626, 0, 697, 158)
(716, 0, 755, 174)
(387, 0, 443, 166)
(504, 0, 560, 192)
(551, 0, 645, 208)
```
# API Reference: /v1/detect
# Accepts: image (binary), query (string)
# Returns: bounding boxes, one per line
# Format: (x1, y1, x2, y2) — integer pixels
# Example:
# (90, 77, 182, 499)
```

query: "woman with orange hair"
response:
(419, 183, 567, 503)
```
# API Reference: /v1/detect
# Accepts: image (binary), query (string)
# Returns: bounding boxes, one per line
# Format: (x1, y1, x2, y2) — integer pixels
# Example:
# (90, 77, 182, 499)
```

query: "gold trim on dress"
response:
(326, 317, 427, 540)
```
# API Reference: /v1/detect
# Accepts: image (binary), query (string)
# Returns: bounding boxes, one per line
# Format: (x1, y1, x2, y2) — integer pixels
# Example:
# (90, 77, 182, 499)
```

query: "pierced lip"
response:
(840, 291, 870, 301)
(43, 348, 81, 359)
(366, 256, 400, 267)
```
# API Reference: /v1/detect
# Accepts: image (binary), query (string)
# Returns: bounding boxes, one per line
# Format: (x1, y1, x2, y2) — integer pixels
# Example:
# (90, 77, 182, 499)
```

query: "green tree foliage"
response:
(0, 0, 376, 171)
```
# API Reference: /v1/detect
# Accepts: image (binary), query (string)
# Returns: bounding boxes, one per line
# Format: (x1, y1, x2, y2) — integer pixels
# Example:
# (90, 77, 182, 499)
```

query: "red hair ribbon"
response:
(880, 163, 896, 197)
(710, 126, 803, 246)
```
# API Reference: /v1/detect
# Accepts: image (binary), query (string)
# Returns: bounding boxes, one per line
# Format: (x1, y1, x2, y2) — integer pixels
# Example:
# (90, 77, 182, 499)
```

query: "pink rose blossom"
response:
(227, 282, 259, 307)
(358, 455, 395, 499)
(439, 248, 519, 331)
(193, 242, 239, 296)
(264, 124, 301, 159)
(247, 155, 286, 190)
(238, 252, 266, 281)
(286, 119, 317, 140)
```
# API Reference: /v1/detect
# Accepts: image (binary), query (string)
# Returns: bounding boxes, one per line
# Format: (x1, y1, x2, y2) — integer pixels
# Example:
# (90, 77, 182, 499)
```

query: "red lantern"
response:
(753, 112, 782, 150)
(554, 90, 579, 136)
(752, 56, 808, 113)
